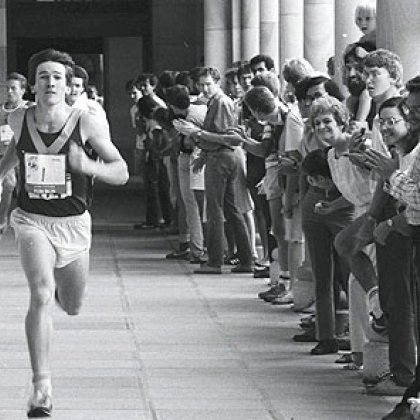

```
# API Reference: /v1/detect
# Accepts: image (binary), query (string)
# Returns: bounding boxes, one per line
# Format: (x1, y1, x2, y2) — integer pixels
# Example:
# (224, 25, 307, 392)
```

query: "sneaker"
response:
(381, 402, 412, 420)
(166, 249, 190, 260)
(335, 353, 353, 364)
(271, 290, 294, 305)
(343, 363, 363, 371)
(366, 374, 407, 396)
(310, 339, 339, 355)
(27, 388, 52, 418)
(258, 284, 285, 302)
(224, 253, 239, 265)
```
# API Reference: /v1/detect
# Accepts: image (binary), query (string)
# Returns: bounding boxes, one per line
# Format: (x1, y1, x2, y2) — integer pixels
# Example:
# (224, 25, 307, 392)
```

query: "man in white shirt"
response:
(0, 72, 31, 234)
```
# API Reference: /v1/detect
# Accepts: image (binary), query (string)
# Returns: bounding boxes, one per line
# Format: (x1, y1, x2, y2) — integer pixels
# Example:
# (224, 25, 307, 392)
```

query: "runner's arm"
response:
(74, 112, 129, 185)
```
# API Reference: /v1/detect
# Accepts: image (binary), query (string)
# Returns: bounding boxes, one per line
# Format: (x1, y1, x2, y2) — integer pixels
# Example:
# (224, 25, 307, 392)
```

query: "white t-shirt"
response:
(0, 100, 31, 154)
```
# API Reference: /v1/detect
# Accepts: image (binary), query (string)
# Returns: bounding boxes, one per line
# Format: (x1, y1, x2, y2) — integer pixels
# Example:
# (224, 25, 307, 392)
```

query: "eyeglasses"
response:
(378, 117, 404, 128)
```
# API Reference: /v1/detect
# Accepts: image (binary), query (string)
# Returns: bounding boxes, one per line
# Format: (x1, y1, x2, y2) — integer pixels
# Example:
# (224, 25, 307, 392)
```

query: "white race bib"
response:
(24, 153, 72, 199)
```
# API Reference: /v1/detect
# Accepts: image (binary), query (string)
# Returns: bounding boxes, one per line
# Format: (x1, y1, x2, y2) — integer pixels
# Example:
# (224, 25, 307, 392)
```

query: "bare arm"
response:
(72, 111, 129, 185)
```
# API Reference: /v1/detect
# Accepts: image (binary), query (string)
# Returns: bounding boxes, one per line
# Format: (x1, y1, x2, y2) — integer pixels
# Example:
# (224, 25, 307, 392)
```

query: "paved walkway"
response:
(0, 188, 400, 419)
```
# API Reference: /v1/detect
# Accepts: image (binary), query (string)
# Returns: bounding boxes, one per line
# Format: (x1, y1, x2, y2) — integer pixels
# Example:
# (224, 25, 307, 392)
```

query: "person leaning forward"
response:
(173, 66, 253, 274)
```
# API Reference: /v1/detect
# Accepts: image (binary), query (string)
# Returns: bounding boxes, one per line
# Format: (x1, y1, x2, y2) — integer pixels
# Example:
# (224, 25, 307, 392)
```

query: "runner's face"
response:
(34, 61, 69, 105)
(6, 80, 25, 106)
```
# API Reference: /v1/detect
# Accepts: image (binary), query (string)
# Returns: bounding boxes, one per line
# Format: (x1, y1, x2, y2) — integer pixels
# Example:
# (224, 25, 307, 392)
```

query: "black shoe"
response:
(231, 264, 254, 273)
(166, 249, 190, 260)
(310, 339, 339, 355)
(258, 284, 284, 302)
(224, 253, 240, 265)
(253, 266, 270, 278)
(293, 327, 317, 343)
(381, 402, 412, 420)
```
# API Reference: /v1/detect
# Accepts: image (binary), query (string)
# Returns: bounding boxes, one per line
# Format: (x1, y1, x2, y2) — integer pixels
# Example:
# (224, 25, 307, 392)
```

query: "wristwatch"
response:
(386, 219, 394, 228)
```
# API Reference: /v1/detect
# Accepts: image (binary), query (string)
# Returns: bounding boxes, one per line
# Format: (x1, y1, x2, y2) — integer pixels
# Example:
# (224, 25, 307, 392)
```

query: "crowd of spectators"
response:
(121, 3, 420, 419)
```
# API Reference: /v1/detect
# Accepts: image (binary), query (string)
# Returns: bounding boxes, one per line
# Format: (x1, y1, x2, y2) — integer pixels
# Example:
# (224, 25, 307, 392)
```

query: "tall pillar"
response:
(334, 0, 361, 88)
(232, 0, 242, 64)
(377, 0, 420, 83)
(304, 0, 334, 72)
(260, 0, 279, 70)
(279, 0, 304, 71)
(0, 0, 7, 103)
(241, 0, 260, 62)
(204, 0, 232, 74)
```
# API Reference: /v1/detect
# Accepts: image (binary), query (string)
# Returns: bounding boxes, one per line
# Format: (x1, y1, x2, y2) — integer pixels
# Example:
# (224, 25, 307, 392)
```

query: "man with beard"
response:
(342, 41, 376, 131)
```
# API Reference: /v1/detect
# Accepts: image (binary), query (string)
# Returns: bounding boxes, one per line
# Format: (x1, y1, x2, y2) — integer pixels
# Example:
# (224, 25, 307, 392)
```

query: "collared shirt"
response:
(199, 89, 236, 151)
(327, 149, 377, 214)
(327, 117, 388, 214)
(386, 141, 420, 225)
(284, 103, 304, 153)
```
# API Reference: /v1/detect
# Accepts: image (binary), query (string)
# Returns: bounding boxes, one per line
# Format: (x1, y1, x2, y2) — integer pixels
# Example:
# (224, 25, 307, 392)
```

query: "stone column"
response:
(241, 0, 260, 62)
(204, 0, 232, 74)
(260, 0, 279, 71)
(334, 0, 361, 88)
(377, 0, 420, 83)
(279, 0, 304, 70)
(232, 0, 242, 64)
(0, 0, 7, 103)
(304, 0, 334, 72)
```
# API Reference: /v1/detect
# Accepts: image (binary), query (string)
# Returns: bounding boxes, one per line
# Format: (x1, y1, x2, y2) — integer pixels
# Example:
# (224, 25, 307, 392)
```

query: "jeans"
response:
(377, 231, 416, 386)
(178, 153, 204, 257)
(205, 149, 252, 268)
(401, 225, 420, 401)
(168, 157, 189, 243)
(144, 157, 172, 225)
